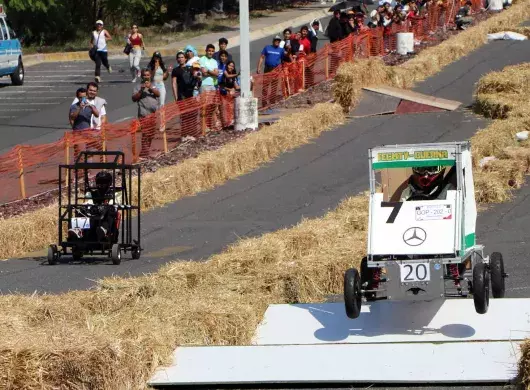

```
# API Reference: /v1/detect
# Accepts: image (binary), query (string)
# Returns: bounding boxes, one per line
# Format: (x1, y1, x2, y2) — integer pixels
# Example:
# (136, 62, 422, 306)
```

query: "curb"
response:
(22, 8, 331, 68)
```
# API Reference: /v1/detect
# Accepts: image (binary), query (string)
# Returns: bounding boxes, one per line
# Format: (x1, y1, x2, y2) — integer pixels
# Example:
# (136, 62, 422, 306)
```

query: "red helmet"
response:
(411, 166, 445, 192)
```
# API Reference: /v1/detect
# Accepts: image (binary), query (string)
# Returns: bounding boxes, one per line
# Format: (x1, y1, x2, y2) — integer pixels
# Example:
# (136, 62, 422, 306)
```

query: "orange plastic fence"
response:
(0, 0, 460, 204)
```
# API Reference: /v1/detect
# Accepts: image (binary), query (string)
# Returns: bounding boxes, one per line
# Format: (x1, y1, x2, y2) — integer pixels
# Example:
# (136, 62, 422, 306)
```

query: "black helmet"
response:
(95, 171, 112, 188)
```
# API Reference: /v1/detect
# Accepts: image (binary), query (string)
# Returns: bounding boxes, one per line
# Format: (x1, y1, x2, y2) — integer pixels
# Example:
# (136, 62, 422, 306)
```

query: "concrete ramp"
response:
(148, 299, 530, 387)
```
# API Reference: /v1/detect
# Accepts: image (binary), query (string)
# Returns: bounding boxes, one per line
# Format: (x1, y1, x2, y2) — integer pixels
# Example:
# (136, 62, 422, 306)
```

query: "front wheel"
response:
(473, 262, 490, 314)
(490, 252, 506, 298)
(10, 58, 24, 86)
(344, 268, 362, 319)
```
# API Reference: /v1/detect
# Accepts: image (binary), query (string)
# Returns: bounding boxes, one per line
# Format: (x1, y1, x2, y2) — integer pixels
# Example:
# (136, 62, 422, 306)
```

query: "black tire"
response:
(344, 268, 362, 319)
(47, 245, 57, 265)
(490, 252, 506, 298)
(360, 257, 376, 301)
(473, 262, 490, 314)
(132, 246, 141, 260)
(72, 248, 83, 261)
(10, 58, 24, 86)
(111, 244, 121, 265)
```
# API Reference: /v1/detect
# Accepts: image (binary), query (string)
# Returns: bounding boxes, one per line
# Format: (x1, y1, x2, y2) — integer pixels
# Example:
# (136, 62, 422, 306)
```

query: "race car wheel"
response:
(132, 246, 141, 260)
(111, 244, 121, 265)
(490, 252, 506, 298)
(47, 245, 58, 265)
(344, 268, 362, 319)
(11, 58, 25, 86)
(360, 257, 376, 301)
(72, 248, 83, 261)
(473, 262, 490, 314)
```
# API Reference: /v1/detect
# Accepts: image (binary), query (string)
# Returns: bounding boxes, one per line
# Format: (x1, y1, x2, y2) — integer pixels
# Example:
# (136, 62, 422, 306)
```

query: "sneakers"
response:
(108, 66, 113, 73)
(68, 228, 83, 240)
(132, 77, 137, 83)
(95, 76, 101, 83)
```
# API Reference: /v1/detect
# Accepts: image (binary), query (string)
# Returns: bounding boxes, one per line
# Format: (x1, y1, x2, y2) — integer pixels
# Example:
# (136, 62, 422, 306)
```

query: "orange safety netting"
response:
(0, 0, 460, 204)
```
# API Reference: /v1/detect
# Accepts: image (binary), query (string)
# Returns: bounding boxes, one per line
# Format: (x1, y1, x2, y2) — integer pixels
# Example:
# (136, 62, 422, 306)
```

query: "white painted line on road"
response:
(0, 96, 59, 100)
(0, 102, 57, 105)
(116, 116, 134, 122)
(0, 108, 40, 111)
(0, 116, 17, 119)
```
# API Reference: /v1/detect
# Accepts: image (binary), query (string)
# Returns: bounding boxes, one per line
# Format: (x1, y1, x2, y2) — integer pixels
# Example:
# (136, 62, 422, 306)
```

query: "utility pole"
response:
(234, 0, 258, 131)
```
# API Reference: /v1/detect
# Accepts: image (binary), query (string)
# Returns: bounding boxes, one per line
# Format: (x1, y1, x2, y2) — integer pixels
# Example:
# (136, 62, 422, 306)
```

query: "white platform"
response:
(148, 299, 530, 386)
(254, 299, 530, 345)
(148, 342, 521, 386)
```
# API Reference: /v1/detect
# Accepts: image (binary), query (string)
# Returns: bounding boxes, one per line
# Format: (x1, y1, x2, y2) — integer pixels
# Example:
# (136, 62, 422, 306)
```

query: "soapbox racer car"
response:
(47, 151, 141, 265)
(344, 141, 507, 318)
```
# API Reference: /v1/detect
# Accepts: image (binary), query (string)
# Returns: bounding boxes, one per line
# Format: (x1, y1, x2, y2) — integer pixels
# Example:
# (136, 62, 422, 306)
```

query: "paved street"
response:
(0, 17, 331, 154)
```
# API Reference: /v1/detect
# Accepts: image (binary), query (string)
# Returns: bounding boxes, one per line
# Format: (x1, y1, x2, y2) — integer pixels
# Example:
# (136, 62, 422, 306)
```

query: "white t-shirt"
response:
(71, 96, 107, 129)
(185, 56, 200, 67)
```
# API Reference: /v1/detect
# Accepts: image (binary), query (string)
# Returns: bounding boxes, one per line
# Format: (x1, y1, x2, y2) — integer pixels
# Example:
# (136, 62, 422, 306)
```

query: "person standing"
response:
(132, 68, 161, 158)
(69, 87, 100, 160)
(326, 10, 343, 43)
(71, 82, 107, 130)
(213, 37, 233, 63)
(147, 51, 170, 108)
(257, 36, 283, 108)
(256, 36, 283, 74)
(69, 88, 99, 130)
(90, 20, 113, 83)
(127, 24, 144, 82)
(199, 44, 219, 93)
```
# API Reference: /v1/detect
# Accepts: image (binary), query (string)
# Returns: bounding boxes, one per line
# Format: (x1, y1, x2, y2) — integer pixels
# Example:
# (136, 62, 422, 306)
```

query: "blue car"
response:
(0, 4, 24, 85)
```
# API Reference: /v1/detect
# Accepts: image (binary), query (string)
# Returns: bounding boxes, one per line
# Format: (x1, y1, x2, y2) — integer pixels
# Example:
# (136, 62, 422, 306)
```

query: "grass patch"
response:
(2, 3, 530, 388)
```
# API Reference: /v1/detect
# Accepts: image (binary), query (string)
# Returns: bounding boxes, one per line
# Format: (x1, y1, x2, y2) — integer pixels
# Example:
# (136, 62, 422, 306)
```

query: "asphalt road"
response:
(0, 18, 331, 155)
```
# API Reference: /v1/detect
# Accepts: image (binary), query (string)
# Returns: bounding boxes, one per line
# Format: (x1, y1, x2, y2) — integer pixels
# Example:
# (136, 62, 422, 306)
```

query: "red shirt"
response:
(298, 37, 311, 55)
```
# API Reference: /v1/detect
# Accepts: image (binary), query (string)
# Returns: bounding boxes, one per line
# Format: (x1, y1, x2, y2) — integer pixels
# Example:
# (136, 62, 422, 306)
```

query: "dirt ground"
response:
(0, 10, 496, 219)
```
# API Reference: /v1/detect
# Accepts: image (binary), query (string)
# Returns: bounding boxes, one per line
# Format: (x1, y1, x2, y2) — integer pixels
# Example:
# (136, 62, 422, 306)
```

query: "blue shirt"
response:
(261, 45, 283, 68)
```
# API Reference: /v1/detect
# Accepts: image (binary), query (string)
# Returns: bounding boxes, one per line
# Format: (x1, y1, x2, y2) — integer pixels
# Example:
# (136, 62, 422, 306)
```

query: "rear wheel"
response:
(344, 268, 362, 319)
(473, 262, 489, 314)
(490, 252, 506, 298)
(111, 244, 121, 265)
(10, 58, 24, 86)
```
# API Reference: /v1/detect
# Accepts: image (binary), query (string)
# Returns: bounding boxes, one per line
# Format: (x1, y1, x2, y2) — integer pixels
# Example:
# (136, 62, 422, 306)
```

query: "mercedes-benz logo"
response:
(403, 227, 427, 246)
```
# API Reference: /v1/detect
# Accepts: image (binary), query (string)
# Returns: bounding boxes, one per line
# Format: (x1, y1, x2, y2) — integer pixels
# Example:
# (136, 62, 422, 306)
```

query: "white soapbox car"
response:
(344, 142, 507, 319)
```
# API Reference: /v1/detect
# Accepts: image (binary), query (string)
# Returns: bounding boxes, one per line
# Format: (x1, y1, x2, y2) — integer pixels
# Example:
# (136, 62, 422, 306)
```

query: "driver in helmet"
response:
(68, 171, 120, 242)
(400, 165, 455, 201)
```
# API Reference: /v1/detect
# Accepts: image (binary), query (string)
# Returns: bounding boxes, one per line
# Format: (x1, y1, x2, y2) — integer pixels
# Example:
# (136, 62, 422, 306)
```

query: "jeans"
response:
(95, 51, 110, 77)
(154, 83, 166, 107)
(129, 48, 142, 79)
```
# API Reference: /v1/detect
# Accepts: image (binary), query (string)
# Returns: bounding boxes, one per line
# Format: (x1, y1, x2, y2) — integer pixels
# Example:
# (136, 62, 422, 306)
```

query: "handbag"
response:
(123, 43, 132, 55)
(89, 31, 102, 61)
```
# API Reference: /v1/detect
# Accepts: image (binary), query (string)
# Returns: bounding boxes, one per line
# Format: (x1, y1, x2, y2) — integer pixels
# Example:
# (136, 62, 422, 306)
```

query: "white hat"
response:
(96, 20, 104, 25)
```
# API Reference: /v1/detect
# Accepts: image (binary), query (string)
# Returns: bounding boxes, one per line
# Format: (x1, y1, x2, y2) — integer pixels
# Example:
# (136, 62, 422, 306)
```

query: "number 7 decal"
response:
(381, 202, 403, 223)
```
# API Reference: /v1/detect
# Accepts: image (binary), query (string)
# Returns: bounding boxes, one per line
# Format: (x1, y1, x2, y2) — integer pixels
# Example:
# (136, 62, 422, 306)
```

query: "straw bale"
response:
(519, 340, 530, 388)
(0, 191, 369, 389)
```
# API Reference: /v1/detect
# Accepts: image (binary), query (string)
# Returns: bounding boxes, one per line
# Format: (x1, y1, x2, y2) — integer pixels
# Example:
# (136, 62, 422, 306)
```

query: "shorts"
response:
(200, 85, 217, 93)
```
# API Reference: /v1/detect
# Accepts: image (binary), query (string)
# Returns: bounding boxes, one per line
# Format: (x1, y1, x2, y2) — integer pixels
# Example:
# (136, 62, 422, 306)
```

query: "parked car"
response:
(0, 4, 24, 85)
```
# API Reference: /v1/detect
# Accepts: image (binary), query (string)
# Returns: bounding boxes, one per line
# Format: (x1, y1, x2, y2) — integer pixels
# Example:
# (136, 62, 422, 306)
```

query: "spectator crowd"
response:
(73, 0, 479, 159)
